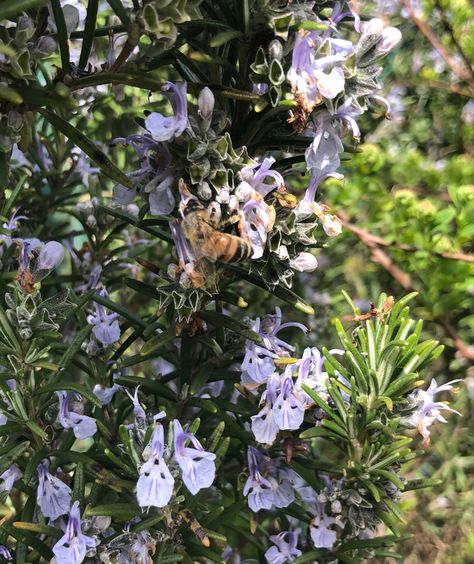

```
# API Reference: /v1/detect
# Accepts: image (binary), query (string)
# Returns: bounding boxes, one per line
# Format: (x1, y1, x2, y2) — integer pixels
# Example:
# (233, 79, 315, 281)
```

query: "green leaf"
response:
(13, 521, 62, 538)
(114, 375, 177, 401)
(50, 0, 71, 73)
(39, 109, 133, 188)
(131, 513, 165, 532)
(338, 534, 405, 551)
(404, 477, 443, 491)
(79, 0, 99, 69)
(199, 311, 262, 343)
(140, 328, 176, 355)
(225, 264, 314, 314)
(106, 0, 131, 27)
(59, 324, 92, 370)
(293, 550, 328, 563)
(25, 420, 48, 440)
(301, 384, 345, 428)
(125, 278, 162, 300)
(84, 503, 139, 520)
(34, 382, 101, 408)
(210, 30, 243, 47)
(0, 83, 23, 104)
(73, 462, 85, 506)
(2, 522, 53, 561)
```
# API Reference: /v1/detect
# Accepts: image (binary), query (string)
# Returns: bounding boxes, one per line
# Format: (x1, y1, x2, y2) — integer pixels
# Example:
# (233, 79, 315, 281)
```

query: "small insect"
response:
(179, 508, 210, 547)
(352, 296, 394, 323)
(178, 182, 252, 288)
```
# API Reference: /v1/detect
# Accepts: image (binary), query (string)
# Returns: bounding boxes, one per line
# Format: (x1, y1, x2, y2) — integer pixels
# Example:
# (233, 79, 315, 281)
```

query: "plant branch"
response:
(339, 215, 474, 264)
(433, 0, 474, 84)
(401, 0, 474, 90)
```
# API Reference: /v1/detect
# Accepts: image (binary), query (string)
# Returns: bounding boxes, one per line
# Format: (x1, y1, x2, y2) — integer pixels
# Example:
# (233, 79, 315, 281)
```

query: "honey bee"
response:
(178, 181, 252, 288)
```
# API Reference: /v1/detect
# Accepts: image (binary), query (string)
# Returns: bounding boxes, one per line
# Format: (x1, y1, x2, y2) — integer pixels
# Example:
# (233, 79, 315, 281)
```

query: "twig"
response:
(401, 0, 474, 89)
(109, 23, 141, 72)
(433, 0, 474, 84)
(339, 215, 474, 264)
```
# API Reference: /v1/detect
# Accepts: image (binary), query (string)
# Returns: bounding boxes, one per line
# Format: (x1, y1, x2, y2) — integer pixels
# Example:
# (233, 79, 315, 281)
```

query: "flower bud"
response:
(268, 39, 283, 61)
(377, 27, 402, 54)
(290, 252, 318, 272)
(198, 87, 215, 120)
(15, 16, 35, 44)
(34, 36, 57, 58)
(37, 241, 65, 270)
(235, 181, 254, 202)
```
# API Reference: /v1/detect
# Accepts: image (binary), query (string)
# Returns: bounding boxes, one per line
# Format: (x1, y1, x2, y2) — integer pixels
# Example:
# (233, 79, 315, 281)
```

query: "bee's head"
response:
(178, 179, 203, 218)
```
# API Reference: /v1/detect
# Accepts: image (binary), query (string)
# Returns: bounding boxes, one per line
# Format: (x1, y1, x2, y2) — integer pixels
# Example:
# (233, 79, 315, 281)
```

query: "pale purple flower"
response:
(37, 241, 65, 270)
(56, 391, 97, 440)
(288, 30, 353, 111)
(266, 462, 297, 508)
(240, 157, 284, 198)
(256, 307, 307, 355)
(253, 83, 269, 96)
(113, 136, 175, 215)
(93, 383, 122, 405)
(0, 546, 11, 560)
(125, 387, 147, 424)
(145, 82, 188, 142)
(145, 174, 176, 215)
(173, 419, 216, 495)
(305, 124, 344, 175)
(136, 425, 174, 508)
(0, 464, 22, 494)
(273, 369, 305, 431)
(243, 448, 274, 512)
(251, 375, 280, 445)
(87, 289, 121, 346)
(462, 99, 474, 125)
(295, 346, 329, 405)
(241, 309, 306, 387)
(405, 379, 461, 444)
(36, 459, 72, 520)
(0, 413, 7, 425)
(377, 27, 402, 54)
(265, 529, 302, 564)
(310, 502, 343, 548)
(52, 501, 95, 564)
(241, 198, 274, 259)
(327, 1, 360, 32)
(0, 209, 27, 250)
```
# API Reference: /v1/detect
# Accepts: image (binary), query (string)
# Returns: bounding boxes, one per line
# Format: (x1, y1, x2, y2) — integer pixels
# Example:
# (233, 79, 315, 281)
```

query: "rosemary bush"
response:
(0, 1, 465, 563)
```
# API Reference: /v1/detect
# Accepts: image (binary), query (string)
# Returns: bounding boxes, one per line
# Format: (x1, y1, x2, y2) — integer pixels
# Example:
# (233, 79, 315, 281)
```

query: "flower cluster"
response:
(240, 307, 344, 445)
(137, 420, 216, 509)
